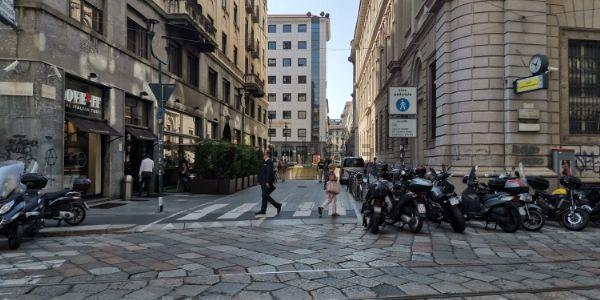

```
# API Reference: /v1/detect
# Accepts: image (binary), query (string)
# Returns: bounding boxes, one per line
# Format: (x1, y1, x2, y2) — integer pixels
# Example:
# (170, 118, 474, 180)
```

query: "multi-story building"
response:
(352, 0, 600, 180)
(267, 13, 330, 164)
(0, 0, 268, 198)
(328, 118, 344, 160)
(341, 101, 354, 156)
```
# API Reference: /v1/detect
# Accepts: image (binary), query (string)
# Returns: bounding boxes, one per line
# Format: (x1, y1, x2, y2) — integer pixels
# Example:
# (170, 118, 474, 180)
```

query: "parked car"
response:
(340, 157, 365, 185)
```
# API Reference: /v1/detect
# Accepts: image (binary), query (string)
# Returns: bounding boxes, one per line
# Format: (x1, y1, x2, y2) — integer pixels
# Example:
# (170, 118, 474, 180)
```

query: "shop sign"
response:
(389, 119, 417, 138)
(513, 73, 548, 95)
(64, 88, 102, 117)
(0, 0, 16, 28)
(389, 87, 416, 115)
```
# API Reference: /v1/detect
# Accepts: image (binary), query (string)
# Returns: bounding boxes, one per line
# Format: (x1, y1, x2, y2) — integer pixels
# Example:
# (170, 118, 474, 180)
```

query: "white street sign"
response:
(389, 119, 417, 138)
(389, 87, 417, 115)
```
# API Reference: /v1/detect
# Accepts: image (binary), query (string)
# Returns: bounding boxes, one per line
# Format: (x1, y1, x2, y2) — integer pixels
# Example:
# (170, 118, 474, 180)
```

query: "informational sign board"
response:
(389, 87, 416, 115)
(0, 0, 16, 28)
(389, 119, 417, 138)
(513, 73, 548, 94)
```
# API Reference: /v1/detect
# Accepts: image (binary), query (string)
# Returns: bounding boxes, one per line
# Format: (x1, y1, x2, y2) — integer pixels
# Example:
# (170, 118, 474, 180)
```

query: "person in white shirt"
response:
(138, 155, 154, 197)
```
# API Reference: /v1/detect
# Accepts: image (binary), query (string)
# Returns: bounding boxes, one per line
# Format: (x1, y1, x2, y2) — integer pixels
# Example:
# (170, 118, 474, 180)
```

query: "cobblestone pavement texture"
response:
(3, 183, 600, 299)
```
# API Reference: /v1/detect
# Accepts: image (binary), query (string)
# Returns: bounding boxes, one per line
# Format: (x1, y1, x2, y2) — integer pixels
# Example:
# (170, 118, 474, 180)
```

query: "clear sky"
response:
(267, 0, 359, 119)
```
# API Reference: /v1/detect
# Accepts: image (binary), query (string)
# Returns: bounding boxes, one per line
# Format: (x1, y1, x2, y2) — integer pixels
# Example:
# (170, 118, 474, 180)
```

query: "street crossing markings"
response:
(256, 202, 287, 218)
(293, 201, 314, 217)
(177, 204, 229, 221)
(218, 203, 258, 219)
(330, 199, 347, 216)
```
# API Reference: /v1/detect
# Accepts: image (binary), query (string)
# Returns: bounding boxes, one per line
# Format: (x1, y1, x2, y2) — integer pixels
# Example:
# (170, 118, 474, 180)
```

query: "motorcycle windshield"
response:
(0, 161, 24, 200)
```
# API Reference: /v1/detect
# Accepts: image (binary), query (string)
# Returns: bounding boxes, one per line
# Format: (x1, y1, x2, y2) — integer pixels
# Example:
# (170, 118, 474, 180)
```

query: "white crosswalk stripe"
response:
(258, 202, 287, 218)
(293, 202, 314, 217)
(177, 204, 229, 221)
(328, 198, 347, 216)
(218, 203, 258, 219)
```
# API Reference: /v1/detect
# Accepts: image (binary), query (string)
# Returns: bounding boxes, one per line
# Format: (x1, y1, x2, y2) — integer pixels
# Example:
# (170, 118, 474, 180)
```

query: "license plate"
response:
(518, 207, 526, 216)
(418, 204, 426, 214)
(374, 206, 382, 213)
(449, 197, 459, 206)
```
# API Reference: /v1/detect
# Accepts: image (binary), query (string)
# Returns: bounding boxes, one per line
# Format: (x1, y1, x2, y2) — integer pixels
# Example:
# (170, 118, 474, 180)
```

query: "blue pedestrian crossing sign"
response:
(389, 87, 417, 115)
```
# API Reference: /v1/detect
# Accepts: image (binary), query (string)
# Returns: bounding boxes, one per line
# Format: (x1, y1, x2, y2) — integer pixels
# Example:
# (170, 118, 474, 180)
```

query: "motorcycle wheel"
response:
(521, 208, 545, 232)
(8, 224, 24, 250)
(499, 205, 521, 233)
(448, 206, 466, 233)
(64, 204, 86, 226)
(370, 212, 380, 234)
(26, 218, 44, 237)
(561, 208, 589, 231)
(408, 204, 424, 233)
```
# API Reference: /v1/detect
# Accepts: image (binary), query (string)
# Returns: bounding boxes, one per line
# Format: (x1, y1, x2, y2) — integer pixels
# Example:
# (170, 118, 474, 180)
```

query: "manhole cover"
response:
(91, 203, 128, 209)
(217, 266, 246, 275)
(297, 186, 307, 188)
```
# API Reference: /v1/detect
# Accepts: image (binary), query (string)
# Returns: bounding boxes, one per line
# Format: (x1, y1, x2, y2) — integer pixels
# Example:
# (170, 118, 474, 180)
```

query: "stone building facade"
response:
(352, 0, 600, 179)
(341, 101, 355, 156)
(328, 118, 344, 160)
(0, 0, 268, 198)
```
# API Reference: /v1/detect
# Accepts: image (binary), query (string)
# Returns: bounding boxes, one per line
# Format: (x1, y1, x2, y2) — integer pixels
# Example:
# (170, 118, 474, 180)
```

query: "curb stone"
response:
(39, 224, 137, 237)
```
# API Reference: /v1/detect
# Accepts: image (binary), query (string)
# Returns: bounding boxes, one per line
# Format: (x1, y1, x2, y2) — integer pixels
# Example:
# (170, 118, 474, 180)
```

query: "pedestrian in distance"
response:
(276, 159, 286, 183)
(178, 159, 191, 192)
(138, 154, 154, 197)
(324, 158, 332, 190)
(317, 159, 325, 183)
(319, 163, 341, 217)
(256, 149, 282, 215)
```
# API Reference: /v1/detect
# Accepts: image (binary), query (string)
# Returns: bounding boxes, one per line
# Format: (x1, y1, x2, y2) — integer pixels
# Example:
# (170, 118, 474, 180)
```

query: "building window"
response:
(283, 93, 291, 102)
(569, 39, 600, 134)
(233, 46, 238, 65)
(233, 3, 238, 26)
(258, 107, 262, 121)
(429, 61, 437, 140)
(298, 24, 307, 32)
(298, 128, 307, 137)
(268, 93, 276, 102)
(283, 128, 291, 137)
(268, 58, 276, 67)
(283, 111, 292, 119)
(188, 54, 199, 86)
(250, 100, 256, 118)
(298, 111, 306, 119)
(283, 41, 291, 49)
(268, 24, 276, 33)
(168, 43, 182, 76)
(208, 68, 218, 97)
(125, 96, 149, 126)
(222, 79, 231, 104)
(268, 41, 276, 50)
(283, 58, 291, 67)
(221, 32, 228, 55)
(298, 76, 307, 84)
(268, 110, 276, 120)
(268, 76, 276, 84)
(268, 128, 276, 137)
(298, 93, 307, 102)
(283, 76, 291, 84)
(298, 41, 307, 49)
(127, 18, 148, 58)
(298, 58, 307, 66)
(69, 0, 103, 34)
(282, 24, 291, 32)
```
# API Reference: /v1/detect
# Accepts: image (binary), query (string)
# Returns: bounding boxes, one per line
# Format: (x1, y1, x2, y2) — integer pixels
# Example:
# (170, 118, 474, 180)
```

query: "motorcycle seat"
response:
(42, 190, 70, 201)
(538, 191, 561, 202)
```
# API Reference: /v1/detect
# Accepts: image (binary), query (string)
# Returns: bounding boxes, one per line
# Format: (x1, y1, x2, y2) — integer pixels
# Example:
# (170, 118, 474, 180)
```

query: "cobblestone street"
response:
(2, 213, 600, 299)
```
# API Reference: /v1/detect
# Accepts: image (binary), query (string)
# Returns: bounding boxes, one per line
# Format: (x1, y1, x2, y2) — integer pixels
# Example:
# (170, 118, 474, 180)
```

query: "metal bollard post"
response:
(158, 196, 163, 212)
(123, 175, 132, 201)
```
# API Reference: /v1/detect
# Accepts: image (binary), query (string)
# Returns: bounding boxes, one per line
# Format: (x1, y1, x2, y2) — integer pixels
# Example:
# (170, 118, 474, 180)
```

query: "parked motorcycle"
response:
(351, 171, 367, 201)
(362, 179, 390, 234)
(42, 178, 90, 226)
(426, 166, 465, 233)
(0, 161, 46, 250)
(461, 166, 521, 233)
(383, 167, 430, 233)
(529, 175, 590, 231)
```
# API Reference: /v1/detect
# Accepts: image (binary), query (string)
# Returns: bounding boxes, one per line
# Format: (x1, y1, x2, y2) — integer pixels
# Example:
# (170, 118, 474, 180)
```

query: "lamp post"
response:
(284, 122, 288, 161)
(267, 114, 273, 151)
(236, 88, 247, 145)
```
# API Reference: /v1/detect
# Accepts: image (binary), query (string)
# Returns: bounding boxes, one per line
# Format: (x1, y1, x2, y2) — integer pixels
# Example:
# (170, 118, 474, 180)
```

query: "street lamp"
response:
(267, 114, 273, 152)
(235, 88, 247, 145)
(284, 123, 289, 160)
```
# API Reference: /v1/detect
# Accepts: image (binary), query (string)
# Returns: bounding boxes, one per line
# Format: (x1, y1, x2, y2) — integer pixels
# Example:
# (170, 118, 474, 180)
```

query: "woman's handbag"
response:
(326, 181, 341, 195)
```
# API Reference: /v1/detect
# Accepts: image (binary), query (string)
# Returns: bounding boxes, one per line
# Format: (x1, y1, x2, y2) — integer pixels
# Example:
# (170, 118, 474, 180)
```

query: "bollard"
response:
(122, 175, 132, 201)
(158, 196, 163, 212)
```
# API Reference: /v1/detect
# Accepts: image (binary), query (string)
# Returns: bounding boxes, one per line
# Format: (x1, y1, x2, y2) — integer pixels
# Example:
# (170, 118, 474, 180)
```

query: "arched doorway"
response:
(222, 123, 232, 143)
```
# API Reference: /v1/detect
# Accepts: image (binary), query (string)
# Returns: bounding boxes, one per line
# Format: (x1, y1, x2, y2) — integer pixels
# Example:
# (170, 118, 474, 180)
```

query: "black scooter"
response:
(382, 167, 429, 233)
(426, 166, 465, 233)
(42, 178, 90, 226)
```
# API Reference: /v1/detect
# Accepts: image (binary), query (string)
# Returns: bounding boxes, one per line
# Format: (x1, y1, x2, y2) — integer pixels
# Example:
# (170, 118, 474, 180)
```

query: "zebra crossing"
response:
(175, 199, 350, 222)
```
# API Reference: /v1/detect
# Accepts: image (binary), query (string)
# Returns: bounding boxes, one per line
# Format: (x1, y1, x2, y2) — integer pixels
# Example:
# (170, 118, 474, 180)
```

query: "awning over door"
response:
(126, 126, 157, 141)
(67, 117, 121, 136)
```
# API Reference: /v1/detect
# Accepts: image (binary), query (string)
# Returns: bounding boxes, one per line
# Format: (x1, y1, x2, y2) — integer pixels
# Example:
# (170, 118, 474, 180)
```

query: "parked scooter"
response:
(362, 178, 390, 234)
(41, 178, 90, 226)
(460, 166, 522, 233)
(382, 167, 430, 233)
(0, 161, 47, 250)
(426, 166, 466, 233)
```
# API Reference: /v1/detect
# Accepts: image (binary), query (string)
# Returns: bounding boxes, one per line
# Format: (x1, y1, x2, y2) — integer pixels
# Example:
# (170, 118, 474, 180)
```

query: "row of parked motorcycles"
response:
(346, 163, 598, 235)
(0, 161, 89, 249)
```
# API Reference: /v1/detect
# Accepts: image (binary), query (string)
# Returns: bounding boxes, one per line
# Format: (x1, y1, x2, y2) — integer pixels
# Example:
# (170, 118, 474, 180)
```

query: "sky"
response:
(267, 0, 359, 119)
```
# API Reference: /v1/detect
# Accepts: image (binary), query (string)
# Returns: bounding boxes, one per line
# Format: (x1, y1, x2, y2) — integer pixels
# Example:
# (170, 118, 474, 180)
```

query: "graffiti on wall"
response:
(575, 151, 600, 174)
(0, 135, 39, 169)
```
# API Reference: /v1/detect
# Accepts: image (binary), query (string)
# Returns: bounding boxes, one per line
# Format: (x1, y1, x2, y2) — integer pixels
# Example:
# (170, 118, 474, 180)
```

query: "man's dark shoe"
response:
(255, 211, 266, 215)
(318, 207, 323, 216)
(276, 204, 282, 214)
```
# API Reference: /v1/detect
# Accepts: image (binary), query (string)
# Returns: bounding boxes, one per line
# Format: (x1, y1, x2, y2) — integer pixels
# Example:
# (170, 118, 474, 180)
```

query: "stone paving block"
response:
(203, 282, 248, 296)
(124, 286, 171, 299)
(460, 271, 499, 282)
(49, 292, 88, 300)
(286, 278, 326, 291)
(271, 286, 312, 300)
(430, 281, 472, 294)
(158, 269, 187, 278)
(310, 286, 345, 299)
(461, 280, 499, 292)
(169, 284, 210, 297)
(234, 291, 274, 300)
(28, 285, 72, 297)
(397, 282, 439, 296)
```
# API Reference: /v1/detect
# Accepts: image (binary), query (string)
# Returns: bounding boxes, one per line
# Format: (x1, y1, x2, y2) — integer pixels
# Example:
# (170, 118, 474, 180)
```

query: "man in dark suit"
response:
(256, 149, 282, 215)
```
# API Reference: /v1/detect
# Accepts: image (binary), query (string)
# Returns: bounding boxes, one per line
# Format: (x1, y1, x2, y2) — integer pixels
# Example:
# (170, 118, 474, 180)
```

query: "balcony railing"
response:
(246, 38, 256, 52)
(251, 6, 260, 23)
(164, 0, 217, 38)
(245, 0, 255, 14)
(251, 41, 260, 59)
(243, 74, 265, 98)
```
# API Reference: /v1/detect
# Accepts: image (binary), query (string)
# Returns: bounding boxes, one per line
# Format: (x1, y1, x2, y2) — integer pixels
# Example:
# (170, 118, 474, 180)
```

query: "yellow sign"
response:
(514, 74, 547, 94)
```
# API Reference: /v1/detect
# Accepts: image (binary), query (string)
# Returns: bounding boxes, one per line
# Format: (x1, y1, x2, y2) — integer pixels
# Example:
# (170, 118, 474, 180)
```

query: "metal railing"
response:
(245, 37, 256, 51)
(243, 73, 265, 97)
(164, 0, 217, 37)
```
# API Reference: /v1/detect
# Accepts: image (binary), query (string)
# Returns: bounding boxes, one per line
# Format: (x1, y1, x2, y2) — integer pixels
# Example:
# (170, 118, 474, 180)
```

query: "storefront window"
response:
(162, 109, 200, 173)
(125, 96, 149, 126)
